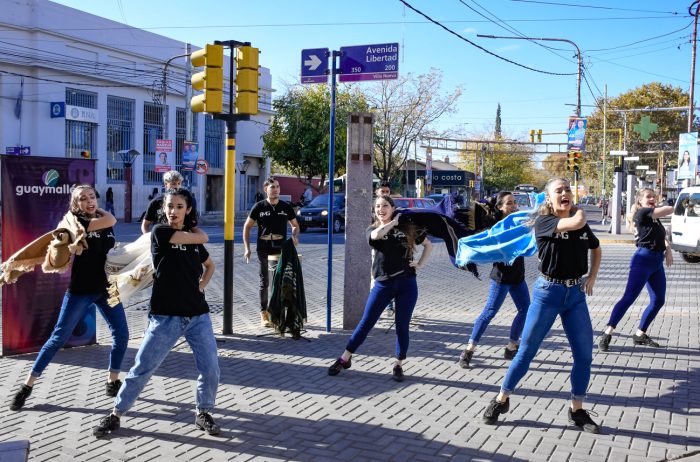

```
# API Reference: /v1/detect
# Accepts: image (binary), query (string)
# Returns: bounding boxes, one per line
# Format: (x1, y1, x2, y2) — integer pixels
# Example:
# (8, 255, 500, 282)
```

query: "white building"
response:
(0, 0, 273, 220)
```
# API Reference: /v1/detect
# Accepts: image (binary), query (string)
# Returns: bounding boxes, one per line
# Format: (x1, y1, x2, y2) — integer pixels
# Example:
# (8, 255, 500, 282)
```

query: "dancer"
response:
(458, 192, 530, 368)
(10, 185, 128, 411)
(598, 188, 673, 351)
(328, 195, 433, 381)
(93, 188, 219, 437)
(482, 178, 603, 433)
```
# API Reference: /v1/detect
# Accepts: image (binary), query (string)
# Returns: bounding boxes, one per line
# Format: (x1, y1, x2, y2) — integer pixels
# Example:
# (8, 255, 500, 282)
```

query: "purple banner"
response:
(567, 117, 587, 152)
(1, 156, 97, 356)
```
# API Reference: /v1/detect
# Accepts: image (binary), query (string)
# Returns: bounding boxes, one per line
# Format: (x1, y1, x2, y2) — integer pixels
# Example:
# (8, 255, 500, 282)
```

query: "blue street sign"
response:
(5, 146, 31, 156)
(50, 102, 65, 118)
(339, 43, 399, 82)
(301, 48, 329, 84)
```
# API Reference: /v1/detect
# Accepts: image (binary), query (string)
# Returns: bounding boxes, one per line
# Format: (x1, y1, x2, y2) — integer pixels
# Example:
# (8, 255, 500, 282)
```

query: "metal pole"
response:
(223, 120, 236, 335)
(689, 1, 700, 133)
(326, 50, 338, 333)
(602, 84, 607, 223)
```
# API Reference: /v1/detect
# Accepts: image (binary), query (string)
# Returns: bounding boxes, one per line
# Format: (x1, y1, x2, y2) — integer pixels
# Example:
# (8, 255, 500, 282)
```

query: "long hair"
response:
(372, 195, 418, 258)
(680, 151, 691, 167)
(163, 188, 198, 230)
(69, 184, 96, 216)
(487, 191, 513, 222)
(626, 187, 655, 232)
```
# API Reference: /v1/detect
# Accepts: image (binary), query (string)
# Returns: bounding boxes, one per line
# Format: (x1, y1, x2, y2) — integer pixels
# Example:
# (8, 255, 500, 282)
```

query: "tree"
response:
(262, 84, 368, 190)
(494, 103, 502, 139)
(367, 69, 461, 182)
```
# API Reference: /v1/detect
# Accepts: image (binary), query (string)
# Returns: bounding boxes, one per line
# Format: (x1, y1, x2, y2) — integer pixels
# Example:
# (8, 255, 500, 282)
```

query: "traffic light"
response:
(80, 150, 91, 159)
(567, 152, 574, 171)
(573, 151, 582, 172)
(235, 45, 259, 115)
(537, 129, 542, 143)
(529, 129, 535, 143)
(191, 44, 224, 113)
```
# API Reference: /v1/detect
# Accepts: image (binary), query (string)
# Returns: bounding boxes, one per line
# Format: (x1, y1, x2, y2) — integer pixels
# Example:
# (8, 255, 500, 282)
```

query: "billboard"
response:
(678, 132, 698, 180)
(1, 156, 97, 355)
(567, 117, 587, 152)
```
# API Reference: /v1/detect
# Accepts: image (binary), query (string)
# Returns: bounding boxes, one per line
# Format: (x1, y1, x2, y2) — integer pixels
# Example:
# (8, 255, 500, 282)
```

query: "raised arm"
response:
(651, 205, 674, 219)
(169, 227, 209, 245)
(554, 208, 587, 233)
(370, 214, 400, 240)
(86, 208, 117, 232)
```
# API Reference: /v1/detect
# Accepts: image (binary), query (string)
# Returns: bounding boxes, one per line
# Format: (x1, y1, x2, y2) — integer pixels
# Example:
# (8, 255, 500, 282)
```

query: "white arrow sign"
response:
(304, 54, 322, 71)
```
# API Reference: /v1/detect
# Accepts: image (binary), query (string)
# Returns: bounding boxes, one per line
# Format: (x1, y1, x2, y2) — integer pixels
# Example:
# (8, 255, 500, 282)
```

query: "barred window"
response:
(106, 96, 135, 183)
(143, 102, 165, 185)
(204, 115, 225, 169)
(65, 88, 97, 159)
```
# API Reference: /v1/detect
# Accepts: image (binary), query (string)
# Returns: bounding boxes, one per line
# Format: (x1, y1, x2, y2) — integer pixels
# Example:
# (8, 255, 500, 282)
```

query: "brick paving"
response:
(0, 223, 699, 461)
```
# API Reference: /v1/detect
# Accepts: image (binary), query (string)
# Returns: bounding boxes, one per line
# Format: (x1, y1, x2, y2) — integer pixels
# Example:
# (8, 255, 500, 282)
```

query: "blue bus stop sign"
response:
(301, 48, 329, 84)
(339, 43, 399, 82)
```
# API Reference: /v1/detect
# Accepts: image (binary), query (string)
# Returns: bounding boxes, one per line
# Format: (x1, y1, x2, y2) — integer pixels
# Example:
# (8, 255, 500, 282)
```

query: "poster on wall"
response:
(155, 139, 174, 173)
(183, 141, 198, 172)
(677, 132, 698, 181)
(567, 117, 588, 152)
(1, 156, 97, 356)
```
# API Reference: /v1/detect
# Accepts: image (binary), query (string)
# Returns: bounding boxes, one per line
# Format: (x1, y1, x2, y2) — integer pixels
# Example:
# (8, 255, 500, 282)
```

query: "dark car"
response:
(297, 193, 345, 233)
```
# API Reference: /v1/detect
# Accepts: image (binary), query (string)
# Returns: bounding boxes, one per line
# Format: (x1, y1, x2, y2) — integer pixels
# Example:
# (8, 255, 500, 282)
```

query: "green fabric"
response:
(267, 239, 307, 339)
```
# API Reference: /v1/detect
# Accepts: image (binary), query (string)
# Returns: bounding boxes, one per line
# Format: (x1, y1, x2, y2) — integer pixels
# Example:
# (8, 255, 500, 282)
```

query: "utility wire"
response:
(510, 0, 681, 15)
(585, 21, 693, 52)
(398, 0, 576, 76)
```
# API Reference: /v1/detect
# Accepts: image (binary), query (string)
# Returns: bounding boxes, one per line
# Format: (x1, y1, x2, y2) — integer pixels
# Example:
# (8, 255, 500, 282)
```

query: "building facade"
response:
(0, 0, 273, 219)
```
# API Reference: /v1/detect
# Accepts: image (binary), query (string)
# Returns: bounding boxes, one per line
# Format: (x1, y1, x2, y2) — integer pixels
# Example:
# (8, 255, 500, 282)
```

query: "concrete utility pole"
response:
(477, 34, 582, 116)
(689, 0, 700, 133)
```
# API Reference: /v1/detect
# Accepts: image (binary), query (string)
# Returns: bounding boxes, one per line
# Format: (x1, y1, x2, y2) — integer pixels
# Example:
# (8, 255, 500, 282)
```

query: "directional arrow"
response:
(304, 54, 322, 71)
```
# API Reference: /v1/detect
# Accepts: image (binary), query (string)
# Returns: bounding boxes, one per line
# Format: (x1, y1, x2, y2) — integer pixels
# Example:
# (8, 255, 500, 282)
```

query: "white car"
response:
(670, 186, 700, 263)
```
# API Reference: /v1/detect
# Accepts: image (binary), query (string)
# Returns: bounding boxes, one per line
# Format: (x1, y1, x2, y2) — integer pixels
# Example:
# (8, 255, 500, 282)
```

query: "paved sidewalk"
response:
(0, 237, 698, 461)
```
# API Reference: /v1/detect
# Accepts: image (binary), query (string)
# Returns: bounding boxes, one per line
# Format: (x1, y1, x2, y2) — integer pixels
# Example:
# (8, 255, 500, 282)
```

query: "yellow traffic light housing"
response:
(537, 129, 542, 143)
(235, 46, 259, 115)
(191, 44, 224, 113)
(567, 152, 575, 171)
(529, 129, 535, 143)
(573, 151, 581, 172)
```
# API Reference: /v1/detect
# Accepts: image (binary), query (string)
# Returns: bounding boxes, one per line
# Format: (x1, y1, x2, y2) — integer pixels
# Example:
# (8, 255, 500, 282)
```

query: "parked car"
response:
(670, 186, 700, 263)
(512, 192, 534, 210)
(392, 197, 435, 209)
(296, 193, 345, 233)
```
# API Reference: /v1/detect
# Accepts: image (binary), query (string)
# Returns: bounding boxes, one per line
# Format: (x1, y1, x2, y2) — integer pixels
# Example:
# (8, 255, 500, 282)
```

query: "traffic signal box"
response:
(235, 46, 259, 115)
(529, 129, 543, 143)
(191, 44, 224, 113)
(567, 152, 581, 172)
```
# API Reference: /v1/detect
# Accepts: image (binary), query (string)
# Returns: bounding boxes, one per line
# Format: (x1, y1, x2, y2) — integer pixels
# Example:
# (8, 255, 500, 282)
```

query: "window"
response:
(674, 193, 689, 216)
(106, 96, 135, 183)
(65, 88, 97, 159)
(143, 102, 165, 185)
(205, 115, 225, 169)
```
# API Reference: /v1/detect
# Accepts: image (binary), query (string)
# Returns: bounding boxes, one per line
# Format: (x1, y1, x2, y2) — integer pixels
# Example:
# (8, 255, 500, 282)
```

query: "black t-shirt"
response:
(70, 215, 115, 294)
(535, 214, 600, 280)
(144, 195, 165, 225)
(367, 225, 426, 281)
(490, 256, 525, 284)
(248, 200, 296, 241)
(634, 207, 666, 252)
(150, 224, 210, 316)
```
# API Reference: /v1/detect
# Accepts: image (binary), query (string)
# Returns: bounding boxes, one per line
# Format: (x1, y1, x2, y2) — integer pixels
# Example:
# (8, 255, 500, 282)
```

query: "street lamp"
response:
(689, 1, 700, 133)
(237, 158, 251, 210)
(117, 149, 140, 223)
(477, 34, 582, 116)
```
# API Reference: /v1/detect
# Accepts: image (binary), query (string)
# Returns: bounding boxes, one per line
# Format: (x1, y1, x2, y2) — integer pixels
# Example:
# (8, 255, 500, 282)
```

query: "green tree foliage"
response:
(368, 69, 461, 182)
(583, 82, 692, 195)
(262, 84, 368, 190)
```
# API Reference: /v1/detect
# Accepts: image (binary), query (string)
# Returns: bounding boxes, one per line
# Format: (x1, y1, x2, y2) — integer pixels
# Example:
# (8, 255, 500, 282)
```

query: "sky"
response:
(49, 0, 693, 155)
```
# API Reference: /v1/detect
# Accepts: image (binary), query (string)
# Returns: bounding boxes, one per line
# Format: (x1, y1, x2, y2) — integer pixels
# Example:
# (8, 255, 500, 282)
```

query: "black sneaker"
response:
(105, 380, 122, 398)
(504, 346, 519, 360)
(458, 349, 473, 369)
(568, 408, 601, 434)
(327, 357, 351, 376)
(598, 334, 612, 351)
(195, 412, 220, 435)
(9, 385, 32, 411)
(483, 397, 510, 425)
(392, 364, 404, 382)
(632, 333, 660, 347)
(93, 413, 120, 438)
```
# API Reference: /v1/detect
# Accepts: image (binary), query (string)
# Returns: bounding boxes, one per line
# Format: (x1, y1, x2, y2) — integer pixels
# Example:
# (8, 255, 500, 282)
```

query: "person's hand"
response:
(409, 261, 422, 270)
(244, 247, 251, 263)
(582, 276, 596, 296)
(198, 281, 206, 293)
(392, 213, 401, 226)
(665, 248, 673, 267)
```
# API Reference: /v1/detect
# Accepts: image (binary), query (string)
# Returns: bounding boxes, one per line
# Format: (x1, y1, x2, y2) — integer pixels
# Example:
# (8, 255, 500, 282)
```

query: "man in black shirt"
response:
(141, 170, 182, 234)
(243, 177, 300, 327)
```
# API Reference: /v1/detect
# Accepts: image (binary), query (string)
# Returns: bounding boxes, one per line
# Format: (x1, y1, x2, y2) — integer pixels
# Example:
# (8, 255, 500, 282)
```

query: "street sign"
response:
(50, 102, 65, 118)
(5, 146, 30, 156)
(301, 48, 329, 84)
(195, 158, 209, 174)
(635, 165, 650, 170)
(624, 156, 640, 161)
(339, 43, 399, 82)
(609, 150, 628, 156)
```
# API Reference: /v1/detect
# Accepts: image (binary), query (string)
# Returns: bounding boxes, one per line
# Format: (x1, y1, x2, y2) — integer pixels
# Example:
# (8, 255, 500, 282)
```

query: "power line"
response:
(0, 69, 147, 88)
(584, 21, 693, 52)
(398, 0, 577, 76)
(510, 0, 681, 15)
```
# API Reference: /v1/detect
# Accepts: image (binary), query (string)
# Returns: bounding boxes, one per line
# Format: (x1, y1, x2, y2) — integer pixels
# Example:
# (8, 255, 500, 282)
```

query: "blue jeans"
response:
(114, 313, 220, 415)
(469, 279, 530, 345)
(32, 291, 128, 377)
(607, 248, 666, 331)
(501, 277, 593, 400)
(346, 273, 418, 360)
